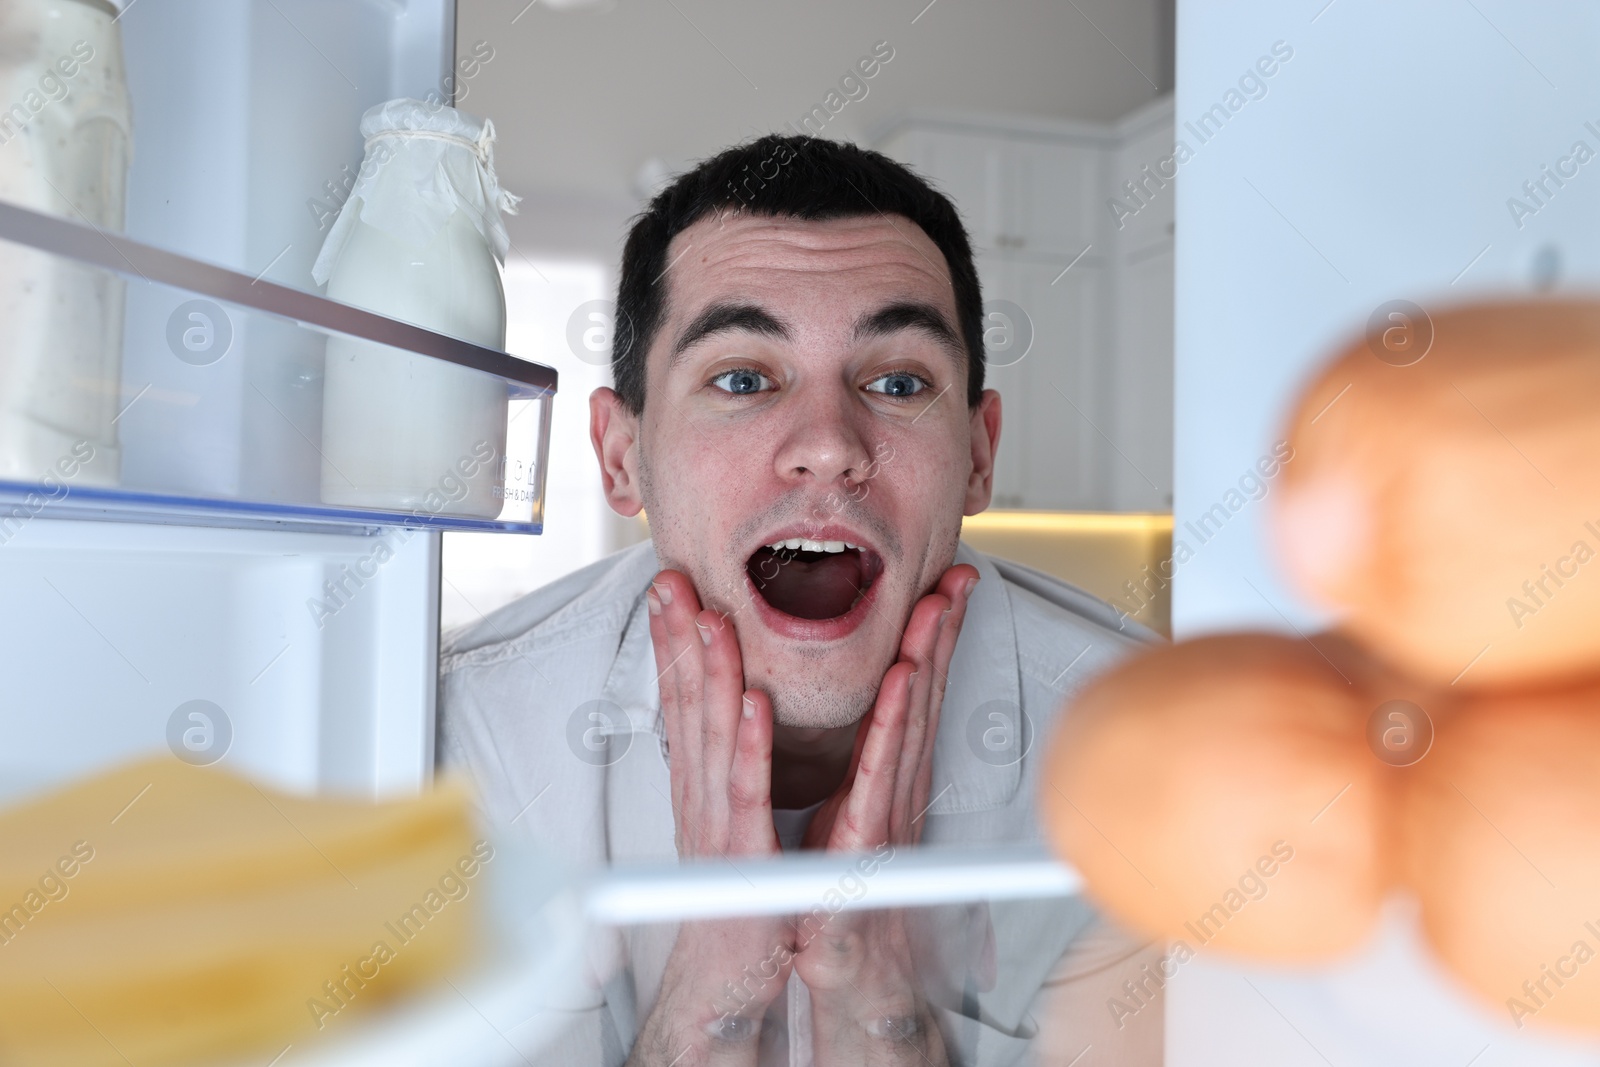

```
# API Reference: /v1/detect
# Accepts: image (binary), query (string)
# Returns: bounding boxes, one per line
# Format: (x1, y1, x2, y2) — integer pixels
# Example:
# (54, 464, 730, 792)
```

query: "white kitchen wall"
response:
(1172, 1, 1600, 1062)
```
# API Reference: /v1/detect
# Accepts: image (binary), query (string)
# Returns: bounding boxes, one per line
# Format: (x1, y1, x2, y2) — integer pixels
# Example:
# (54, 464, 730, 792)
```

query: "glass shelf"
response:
(0, 199, 557, 535)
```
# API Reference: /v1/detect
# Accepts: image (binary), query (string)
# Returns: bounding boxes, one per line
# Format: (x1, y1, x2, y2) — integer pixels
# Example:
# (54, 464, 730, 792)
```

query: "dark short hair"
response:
(612, 134, 985, 414)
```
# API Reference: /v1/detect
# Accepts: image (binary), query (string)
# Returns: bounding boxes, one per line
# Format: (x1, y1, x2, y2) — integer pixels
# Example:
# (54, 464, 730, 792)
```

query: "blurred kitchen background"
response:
(440, 0, 1180, 635)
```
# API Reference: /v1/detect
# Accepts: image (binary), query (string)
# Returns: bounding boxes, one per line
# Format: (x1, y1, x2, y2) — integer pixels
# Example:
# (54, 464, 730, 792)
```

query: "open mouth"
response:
(745, 537, 884, 622)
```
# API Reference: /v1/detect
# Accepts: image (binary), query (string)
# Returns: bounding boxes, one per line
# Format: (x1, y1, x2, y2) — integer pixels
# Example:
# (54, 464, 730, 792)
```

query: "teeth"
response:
(764, 539, 857, 553)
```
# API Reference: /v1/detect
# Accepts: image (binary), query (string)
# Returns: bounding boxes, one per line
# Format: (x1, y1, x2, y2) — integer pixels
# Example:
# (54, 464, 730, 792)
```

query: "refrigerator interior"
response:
(0, 0, 465, 804)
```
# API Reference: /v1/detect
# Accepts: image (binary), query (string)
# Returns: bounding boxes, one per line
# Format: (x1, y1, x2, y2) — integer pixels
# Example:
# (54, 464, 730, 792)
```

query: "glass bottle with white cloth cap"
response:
(0, 0, 132, 487)
(313, 98, 521, 518)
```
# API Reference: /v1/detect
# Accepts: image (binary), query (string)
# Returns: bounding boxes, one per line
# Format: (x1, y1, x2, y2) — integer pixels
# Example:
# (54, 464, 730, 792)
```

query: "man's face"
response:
(593, 211, 1000, 728)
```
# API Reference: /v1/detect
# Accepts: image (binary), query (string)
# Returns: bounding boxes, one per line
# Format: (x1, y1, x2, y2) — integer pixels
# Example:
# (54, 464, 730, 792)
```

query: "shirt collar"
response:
(597, 541, 1024, 816)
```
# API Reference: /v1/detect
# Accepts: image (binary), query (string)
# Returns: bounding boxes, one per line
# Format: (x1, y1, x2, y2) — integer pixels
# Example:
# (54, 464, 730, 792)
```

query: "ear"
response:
(590, 387, 644, 517)
(963, 388, 1002, 516)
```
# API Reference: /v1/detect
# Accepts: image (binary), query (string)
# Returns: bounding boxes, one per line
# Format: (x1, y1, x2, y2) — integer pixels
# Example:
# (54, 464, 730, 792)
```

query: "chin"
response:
(760, 670, 881, 730)
(761, 681, 876, 729)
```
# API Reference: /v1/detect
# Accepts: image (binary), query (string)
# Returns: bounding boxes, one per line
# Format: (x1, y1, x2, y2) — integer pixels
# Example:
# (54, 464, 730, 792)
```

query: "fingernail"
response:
(696, 620, 713, 646)
(908, 670, 920, 682)
(742, 695, 756, 720)
(646, 590, 661, 616)
(652, 581, 673, 606)
(964, 577, 979, 599)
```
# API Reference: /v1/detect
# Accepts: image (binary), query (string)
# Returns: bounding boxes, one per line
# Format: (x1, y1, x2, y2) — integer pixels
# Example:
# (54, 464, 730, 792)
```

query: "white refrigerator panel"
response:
(1172, 1, 1600, 1063)
(0, 520, 439, 804)
(118, 0, 455, 500)
(1173, 0, 1600, 638)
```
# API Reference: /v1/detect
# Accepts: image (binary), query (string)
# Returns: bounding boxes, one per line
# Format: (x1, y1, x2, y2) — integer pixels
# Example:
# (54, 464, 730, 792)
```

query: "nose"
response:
(772, 384, 874, 490)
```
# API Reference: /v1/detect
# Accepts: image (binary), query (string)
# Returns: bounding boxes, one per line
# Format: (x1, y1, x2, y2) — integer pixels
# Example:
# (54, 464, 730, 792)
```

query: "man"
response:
(439, 134, 1163, 1065)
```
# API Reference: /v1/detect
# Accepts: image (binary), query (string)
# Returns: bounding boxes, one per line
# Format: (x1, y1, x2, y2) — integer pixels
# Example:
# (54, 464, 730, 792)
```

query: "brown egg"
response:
(1403, 678, 1600, 1032)
(1272, 299, 1600, 689)
(1040, 633, 1395, 960)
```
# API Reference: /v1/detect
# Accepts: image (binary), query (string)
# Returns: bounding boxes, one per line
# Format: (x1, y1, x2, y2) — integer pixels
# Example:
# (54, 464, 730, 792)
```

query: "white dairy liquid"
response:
(320, 202, 509, 518)
(0, 0, 130, 486)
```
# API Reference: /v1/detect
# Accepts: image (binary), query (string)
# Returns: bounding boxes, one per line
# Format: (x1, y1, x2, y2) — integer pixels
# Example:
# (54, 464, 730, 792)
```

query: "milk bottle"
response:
(312, 99, 519, 519)
(0, 0, 132, 486)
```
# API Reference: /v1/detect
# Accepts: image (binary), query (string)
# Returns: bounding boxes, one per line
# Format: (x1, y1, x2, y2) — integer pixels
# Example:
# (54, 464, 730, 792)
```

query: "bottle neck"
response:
(365, 128, 493, 168)
(63, 0, 122, 18)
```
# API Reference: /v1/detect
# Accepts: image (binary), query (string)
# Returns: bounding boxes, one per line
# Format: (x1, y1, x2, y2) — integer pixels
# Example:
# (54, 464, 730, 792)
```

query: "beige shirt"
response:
(438, 541, 1165, 1065)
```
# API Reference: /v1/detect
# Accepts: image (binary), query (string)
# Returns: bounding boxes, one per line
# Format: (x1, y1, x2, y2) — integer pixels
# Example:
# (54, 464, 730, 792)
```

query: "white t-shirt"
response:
(771, 801, 825, 852)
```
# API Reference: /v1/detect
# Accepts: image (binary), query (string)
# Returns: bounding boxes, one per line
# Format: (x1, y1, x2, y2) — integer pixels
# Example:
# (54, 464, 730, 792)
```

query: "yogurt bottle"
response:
(313, 99, 518, 519)
(0, 0, 131, 486)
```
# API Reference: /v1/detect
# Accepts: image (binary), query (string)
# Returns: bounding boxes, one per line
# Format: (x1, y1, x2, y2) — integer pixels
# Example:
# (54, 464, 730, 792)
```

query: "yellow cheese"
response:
(0, 758, 486, 1066)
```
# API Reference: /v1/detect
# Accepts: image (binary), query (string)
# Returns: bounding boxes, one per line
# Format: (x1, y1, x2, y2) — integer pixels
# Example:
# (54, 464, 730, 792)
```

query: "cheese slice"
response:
(0, 757, 485, 1066)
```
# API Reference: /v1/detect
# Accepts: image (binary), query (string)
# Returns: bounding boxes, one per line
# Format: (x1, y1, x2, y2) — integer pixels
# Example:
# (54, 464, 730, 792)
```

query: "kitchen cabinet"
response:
(875, 100, 1175, 513)
(1107, 100, 1175, 512)
(1109, 243, 1174, 511)
(1004, 139, 1102, 259)
(979, 256, 1107, 510)
(1109, 107, 1178, 258)
(878, 124, 1100, 260)
(881, 127, 1003, 250)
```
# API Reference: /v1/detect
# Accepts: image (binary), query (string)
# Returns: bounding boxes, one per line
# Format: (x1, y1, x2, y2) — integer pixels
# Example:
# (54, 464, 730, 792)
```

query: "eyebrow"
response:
(667, 299, 965, 366)
(851, 301, 964, 359)
(670, 302, 790, 365)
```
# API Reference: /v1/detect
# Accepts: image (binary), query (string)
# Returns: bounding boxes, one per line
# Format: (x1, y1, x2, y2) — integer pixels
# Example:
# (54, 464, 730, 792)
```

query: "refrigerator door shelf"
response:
(0, 198, 557, 535)
(0, 517, 441, 805)
(0, 471, 547, 536)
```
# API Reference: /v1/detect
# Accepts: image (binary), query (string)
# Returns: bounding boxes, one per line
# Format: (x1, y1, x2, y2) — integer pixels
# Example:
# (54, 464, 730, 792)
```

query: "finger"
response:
(843, 693, 876, 779)
(697, 607, 747, 838)
(927, 565, 980, 714)
(910, 566, 980, 827)
(831, 661, 915, 851)
(651, 571, 706, 825)
(645, 584, 686, 818)
(891, 594, 948, 832)
(801, 702, 880, 852)
(728, 689, 778, 854)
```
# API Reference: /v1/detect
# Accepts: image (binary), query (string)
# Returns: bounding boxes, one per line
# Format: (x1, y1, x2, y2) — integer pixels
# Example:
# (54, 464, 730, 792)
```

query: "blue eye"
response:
(710, 369, 773, 395)
(865, 372, 928, 398)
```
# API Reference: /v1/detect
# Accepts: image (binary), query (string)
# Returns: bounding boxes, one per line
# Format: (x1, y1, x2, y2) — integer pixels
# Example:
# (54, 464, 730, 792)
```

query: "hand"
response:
(646, 569, 778, 859)
(802, 564, 980, 851)
(796, 907, 951, 1066)
(632, 571, 793, 1065)
(794, 564, 976, 1066)
(634, 563, 977, 1065)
